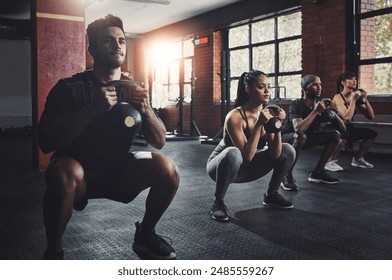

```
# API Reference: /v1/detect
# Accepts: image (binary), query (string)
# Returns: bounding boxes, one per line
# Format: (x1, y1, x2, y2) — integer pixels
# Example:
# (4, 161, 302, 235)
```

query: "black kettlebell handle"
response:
(264, 104, 280, 112)
(321, 98, 332, 108)
(106, 80, 143, 103)
(263, 104, 282, 133)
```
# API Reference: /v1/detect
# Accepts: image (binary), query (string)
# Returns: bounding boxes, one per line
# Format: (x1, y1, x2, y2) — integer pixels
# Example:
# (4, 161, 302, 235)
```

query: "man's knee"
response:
(328, 130, 341, 143)
(293, 132, 306, 148)
(153, 154, 180, 189)
(45, 157, 84, 194)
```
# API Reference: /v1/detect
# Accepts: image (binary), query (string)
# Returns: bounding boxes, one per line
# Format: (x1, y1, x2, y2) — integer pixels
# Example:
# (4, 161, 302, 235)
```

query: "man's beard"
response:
(306, 90, 319, 101)
(102, 56, 124, 69)
(95, 52, 125, 69)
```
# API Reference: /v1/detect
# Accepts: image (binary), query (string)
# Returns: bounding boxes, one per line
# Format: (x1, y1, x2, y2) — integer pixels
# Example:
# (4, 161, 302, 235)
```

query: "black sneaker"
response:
(132, 222, 176, 260)
(210, 200, 229, 222)
(263, 192, 293, 209)
(281, 175, 299, 191)
(308, 170, 339, 184)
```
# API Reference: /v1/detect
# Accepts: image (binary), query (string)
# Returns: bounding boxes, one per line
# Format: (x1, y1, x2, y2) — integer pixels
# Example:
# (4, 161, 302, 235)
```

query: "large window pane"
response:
(277, 75, 302, 99)
(230, 49, 249, 76)
(171, 42, 182, 59)
(279, 39, 302, 72)
(184, 59, 192, 82)
(168, 84, 179, 101)
(230, 79, 239, 102)
(361, 0, 392, 13)
(253, 45, 275, 73)
(278, 12, 301, 38)
(184, 84, 192, 103)
(252, 18, 274, 43)
(361, 14, 392, 60)
(169, 60, 179, 84)
(359, 63, 392, 94)
(183, 39, 194, 57)
(227, 9, 302, 100)
(229, 25, 249, 48)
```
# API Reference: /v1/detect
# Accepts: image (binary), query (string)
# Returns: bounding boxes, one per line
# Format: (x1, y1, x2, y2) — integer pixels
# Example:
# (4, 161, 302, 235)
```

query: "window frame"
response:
(348, 0, 392, 97)
(224, 7, 302, 102)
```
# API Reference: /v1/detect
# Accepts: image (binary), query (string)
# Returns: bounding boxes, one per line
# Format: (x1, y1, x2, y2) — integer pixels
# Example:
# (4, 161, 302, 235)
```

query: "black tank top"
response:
(337, 92, 354, 121)
(224, 106, 267, 149)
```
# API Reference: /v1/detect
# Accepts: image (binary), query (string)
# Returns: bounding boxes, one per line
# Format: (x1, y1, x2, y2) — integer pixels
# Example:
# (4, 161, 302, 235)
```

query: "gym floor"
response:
(1, 135, 392, 260)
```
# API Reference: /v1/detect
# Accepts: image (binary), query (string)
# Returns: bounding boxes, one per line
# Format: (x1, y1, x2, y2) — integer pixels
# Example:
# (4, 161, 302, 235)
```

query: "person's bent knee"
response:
(293, 131, 306, 147)
(45, 157, 84, 195)
(282, 143, 296, 159)
(152, 153, 180, 190)
(223, 146, 242, 162)
(328, 130, 341, 143)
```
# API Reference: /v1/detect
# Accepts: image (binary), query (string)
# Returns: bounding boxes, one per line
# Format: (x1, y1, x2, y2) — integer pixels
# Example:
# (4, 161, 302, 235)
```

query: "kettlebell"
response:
(320, 109, 337, 123)
(104, 80, 143, 153)
(356, 89, 367, 105)
(107, 79, 142, 103)
(356, 95, 367, 105)
(111, 102, 142, 131)
(264, 104, 282, 133)
(264, 118, 282, 133)
(107, 79, 143, 132)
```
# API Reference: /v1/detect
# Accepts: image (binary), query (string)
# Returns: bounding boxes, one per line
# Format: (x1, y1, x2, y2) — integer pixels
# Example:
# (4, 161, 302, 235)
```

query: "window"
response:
(226, 9, 302, 101)
(149, 39, 194, 108)
(353, 0, 392, 95)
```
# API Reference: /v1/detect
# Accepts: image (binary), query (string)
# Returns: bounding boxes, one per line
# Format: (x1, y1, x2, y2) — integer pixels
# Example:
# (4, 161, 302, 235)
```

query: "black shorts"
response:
(50, 151, 152, 201)
(282, 129, 340, 150)
(341, 125, 377, 143)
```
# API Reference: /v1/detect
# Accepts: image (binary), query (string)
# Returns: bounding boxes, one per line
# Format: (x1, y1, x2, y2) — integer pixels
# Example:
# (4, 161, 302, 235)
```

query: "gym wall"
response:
(138, 0, 392, 138)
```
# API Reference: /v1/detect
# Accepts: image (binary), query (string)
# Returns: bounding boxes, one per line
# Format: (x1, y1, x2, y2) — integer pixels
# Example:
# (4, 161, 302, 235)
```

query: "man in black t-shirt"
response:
(38, 15, 179, 260)
(280, 75, 345, 190)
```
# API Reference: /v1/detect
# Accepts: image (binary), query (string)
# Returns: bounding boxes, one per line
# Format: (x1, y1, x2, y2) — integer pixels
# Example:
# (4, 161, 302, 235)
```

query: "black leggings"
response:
(341, 125, 377, 145)
(206, 143, 296, 199)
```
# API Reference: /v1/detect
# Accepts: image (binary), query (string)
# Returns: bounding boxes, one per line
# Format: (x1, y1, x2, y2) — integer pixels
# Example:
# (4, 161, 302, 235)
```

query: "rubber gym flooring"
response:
(1, 136, 392, 260)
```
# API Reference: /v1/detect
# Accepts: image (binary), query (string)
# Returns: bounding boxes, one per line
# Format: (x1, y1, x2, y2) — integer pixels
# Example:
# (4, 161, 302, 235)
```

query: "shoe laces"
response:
(212, 200, 228, 212)
(150, 232, 173, 247)
(285, 175, 296, 183)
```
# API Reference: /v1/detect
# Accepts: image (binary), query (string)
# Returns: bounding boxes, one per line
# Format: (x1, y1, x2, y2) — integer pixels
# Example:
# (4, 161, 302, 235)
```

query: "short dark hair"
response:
(86, 14, 125, 46)
(337, 71, 356, 92)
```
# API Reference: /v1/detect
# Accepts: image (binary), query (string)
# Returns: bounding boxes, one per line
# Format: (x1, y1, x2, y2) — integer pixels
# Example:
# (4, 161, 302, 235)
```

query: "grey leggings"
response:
(206, 143, 296, 200)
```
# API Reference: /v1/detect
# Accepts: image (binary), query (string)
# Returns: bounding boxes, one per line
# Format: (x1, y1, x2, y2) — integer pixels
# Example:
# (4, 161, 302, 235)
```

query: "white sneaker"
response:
(351, 157, 374, 169)
(325, 160, 344, 172)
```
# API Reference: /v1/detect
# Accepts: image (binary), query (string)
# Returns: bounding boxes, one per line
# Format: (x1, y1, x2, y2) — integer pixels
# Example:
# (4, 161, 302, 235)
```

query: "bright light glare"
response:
(148, 42, 180, 67)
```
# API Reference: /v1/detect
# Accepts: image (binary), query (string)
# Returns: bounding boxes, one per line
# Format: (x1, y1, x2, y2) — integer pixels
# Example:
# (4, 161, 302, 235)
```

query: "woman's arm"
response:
(357, 91, 375, 120)
(226, 109, 266, 163)
(333, 92, 360, 122)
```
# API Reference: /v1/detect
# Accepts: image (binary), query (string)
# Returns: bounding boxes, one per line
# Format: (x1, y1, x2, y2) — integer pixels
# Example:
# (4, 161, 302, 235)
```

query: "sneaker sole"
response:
(308, 178, 339, 184)
(211, 215, 229, 222)
(351, 163, 373, 169)
(324, 167, 343, 172)
(132, 242, 176, 260)
(262, 201, 294, 209)
(280, 183, 299, 192)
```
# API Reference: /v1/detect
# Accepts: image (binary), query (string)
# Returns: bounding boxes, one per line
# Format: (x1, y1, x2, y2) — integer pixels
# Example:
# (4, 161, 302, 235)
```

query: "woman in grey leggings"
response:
(206, 70, 296, 222)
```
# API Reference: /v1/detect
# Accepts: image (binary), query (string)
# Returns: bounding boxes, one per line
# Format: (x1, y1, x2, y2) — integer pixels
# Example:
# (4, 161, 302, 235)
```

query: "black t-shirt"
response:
(38, 70, 143, 161)
(281, 98, 323, 135)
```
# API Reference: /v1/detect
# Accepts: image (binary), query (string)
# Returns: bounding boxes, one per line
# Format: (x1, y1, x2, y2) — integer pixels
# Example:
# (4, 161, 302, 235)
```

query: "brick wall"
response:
(33, 0, 85, 171)
(301, 0, 347, 97)
(143, 0, 392, 138)
(193, 31, 222, 137)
